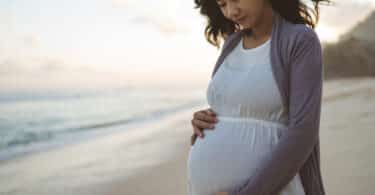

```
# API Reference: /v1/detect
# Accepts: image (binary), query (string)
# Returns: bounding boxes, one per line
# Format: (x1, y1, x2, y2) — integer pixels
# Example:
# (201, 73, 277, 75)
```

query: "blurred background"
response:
(0, 0, 374, 195)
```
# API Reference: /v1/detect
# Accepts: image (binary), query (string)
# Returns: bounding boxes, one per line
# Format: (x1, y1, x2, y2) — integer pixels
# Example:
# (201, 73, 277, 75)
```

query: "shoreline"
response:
(0, 104, 199, 195)
(1, 77, 374, 195)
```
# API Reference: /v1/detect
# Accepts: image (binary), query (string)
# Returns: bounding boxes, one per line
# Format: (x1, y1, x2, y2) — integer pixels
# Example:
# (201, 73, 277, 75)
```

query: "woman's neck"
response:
(248, 6, 274, 41)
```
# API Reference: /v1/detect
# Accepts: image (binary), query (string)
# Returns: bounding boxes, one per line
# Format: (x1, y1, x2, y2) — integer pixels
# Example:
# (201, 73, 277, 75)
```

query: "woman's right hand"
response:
(190, 108, 219, 146)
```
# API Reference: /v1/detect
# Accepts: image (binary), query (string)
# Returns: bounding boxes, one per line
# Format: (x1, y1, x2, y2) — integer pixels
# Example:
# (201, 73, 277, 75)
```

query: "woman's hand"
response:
(215, 192, 228, 195)
(190, 108, 218, 146)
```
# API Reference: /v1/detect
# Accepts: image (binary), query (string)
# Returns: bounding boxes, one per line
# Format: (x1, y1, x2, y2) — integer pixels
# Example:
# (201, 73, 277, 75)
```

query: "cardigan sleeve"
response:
(228, 30, 323, 195)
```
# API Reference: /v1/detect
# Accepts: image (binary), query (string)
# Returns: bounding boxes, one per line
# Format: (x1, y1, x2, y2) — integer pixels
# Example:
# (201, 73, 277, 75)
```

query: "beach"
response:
(320, 77, 375, 195)
(0, 103, 197, 195)
(1, 77, 374, 195)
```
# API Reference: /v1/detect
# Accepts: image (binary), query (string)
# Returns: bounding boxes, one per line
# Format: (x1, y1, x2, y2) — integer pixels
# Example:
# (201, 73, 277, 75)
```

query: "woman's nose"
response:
(228, 8, 240, 21)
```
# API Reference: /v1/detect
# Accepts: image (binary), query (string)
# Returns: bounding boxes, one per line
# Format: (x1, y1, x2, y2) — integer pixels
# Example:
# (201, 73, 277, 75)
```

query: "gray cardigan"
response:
(211, 10, 325, 195)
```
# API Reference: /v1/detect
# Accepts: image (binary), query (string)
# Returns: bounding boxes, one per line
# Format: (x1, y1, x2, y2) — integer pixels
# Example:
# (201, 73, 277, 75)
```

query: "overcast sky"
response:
(0, 0, 374, 91)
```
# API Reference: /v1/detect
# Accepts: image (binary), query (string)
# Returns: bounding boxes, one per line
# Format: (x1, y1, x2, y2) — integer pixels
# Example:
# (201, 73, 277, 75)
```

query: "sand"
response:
(1, 77, 374, 195)
(320, 77, 375, 195)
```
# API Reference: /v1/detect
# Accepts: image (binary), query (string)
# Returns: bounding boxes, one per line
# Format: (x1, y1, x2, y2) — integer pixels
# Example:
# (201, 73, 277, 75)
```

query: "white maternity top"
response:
(187, 36, 306, 195)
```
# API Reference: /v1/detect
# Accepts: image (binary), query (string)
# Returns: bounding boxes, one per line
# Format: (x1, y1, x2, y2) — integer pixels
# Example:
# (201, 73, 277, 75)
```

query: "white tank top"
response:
(207, 35, 288, 124)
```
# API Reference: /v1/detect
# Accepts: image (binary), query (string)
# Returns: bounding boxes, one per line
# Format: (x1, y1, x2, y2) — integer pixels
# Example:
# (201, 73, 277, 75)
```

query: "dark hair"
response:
(194, 0, 331, 48)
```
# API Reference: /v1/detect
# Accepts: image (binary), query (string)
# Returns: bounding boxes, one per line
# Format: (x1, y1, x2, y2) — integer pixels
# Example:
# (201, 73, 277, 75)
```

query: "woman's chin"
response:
(239, 22, 254, 30)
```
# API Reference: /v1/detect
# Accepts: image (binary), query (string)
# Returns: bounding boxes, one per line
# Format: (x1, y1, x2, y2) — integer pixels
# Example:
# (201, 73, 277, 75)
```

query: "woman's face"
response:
(216, 0, 270, 29)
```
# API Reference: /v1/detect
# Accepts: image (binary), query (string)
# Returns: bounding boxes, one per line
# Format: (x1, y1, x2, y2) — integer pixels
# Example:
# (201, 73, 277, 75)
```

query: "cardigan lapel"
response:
(210, 31, 242, 78)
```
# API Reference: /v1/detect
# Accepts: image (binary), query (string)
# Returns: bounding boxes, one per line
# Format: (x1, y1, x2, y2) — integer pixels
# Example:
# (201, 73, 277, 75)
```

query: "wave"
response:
(1, 99, 205, 152)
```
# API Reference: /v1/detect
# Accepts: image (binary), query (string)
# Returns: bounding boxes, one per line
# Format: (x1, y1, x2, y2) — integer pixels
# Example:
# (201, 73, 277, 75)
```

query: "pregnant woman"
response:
(187, 0, 330, 195)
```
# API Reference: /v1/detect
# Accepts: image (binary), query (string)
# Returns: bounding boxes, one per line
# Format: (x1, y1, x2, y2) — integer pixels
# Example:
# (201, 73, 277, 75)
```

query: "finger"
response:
(205, 110, 216, 117)
(191, 134, 197, 146)
(193, 125, 204, 138)
(197, 111, 218, 124)
(207, 108, 217, 116)
(191, 119, 204, 137)
(193, 118, 215, 130)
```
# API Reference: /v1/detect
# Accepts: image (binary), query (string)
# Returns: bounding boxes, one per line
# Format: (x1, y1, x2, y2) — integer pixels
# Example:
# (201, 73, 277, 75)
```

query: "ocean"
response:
(0, 86, 206, 161)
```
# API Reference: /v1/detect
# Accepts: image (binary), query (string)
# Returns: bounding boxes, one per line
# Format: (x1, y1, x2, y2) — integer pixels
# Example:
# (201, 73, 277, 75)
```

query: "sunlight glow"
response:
(0, 0, 374, 90)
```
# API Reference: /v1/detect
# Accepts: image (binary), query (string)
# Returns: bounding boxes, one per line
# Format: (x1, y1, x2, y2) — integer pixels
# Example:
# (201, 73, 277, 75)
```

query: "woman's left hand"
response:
(215, 192, 228, 195)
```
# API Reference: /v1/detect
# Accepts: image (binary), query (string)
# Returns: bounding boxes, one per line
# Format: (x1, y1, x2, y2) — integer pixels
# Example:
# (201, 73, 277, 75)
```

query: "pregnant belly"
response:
(187, 117, 284, 194)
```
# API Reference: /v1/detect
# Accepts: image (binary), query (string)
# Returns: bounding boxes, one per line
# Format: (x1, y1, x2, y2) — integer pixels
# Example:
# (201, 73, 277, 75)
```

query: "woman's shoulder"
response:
(284, 22, 321, 46)
(280, 22, 323, 67)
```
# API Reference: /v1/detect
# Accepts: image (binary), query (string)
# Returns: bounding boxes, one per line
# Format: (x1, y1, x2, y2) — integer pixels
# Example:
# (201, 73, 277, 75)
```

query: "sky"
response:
(0, 0, 374, 91)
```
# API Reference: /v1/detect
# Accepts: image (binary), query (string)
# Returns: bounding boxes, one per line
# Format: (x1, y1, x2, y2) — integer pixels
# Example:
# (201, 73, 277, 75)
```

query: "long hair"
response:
(194, 0, 331, 48)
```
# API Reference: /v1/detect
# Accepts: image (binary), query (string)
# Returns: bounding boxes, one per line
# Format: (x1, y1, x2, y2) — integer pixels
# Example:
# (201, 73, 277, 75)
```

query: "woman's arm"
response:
(229, 29, 323, 195)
